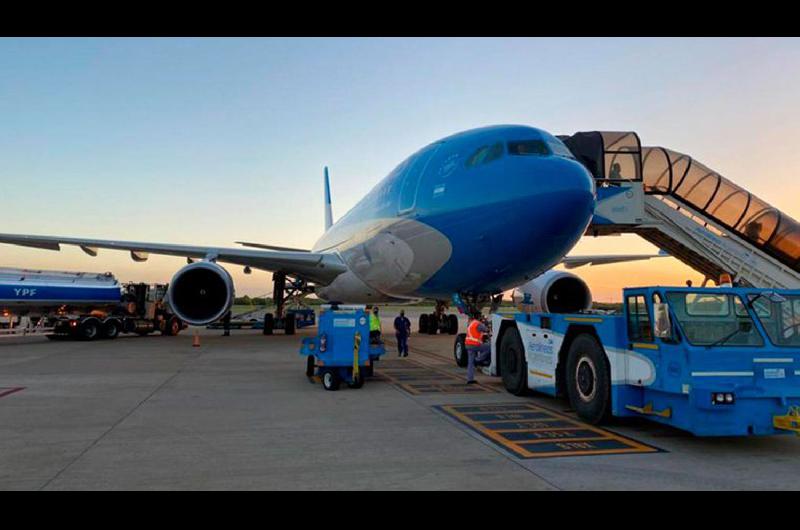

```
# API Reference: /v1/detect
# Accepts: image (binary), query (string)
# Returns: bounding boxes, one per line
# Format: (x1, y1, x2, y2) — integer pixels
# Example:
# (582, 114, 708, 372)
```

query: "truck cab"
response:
(490, 286, 800, 436)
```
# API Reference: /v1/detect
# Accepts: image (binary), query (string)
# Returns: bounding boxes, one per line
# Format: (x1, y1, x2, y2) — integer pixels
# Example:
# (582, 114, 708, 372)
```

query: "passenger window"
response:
(627, 295, 653, 342)
(508, 140, 549, 156)
(466, 142, 504, 167)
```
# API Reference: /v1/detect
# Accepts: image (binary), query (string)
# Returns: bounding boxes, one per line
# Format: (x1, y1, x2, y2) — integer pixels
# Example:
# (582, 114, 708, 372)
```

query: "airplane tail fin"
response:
(324, 166, 333, 231)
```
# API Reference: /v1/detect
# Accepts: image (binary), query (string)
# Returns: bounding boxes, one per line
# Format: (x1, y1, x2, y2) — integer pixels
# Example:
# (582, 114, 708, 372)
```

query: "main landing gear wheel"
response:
(427, 313, 438, 335)
(566, 334, 611, 425)
(322, 371, 341, 391)
(447, 314, 458, 335)
(284, 314, 296, 335)
(454, 333, 468, 367)
(263, 313, 274, 335)
(500, 327, 527, 396)
(418, 313, 429, 334)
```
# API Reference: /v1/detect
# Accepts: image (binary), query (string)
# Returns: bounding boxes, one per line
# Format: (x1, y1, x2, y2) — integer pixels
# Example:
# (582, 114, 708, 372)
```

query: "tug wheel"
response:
(566, 334, 611, 425)
(500, 327, 527, 396)
(322, 371, 341, 391)
(454, 333, 468, 367)
(306, 356, 315, 378)
(347, 372, 365, 389)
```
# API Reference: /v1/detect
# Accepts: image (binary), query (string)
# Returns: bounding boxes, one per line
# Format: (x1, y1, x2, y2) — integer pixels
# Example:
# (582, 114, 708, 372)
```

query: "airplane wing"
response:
(235, 241, 310, 252)
(561, 250, 668, 269)
(0, 233, 346, 285)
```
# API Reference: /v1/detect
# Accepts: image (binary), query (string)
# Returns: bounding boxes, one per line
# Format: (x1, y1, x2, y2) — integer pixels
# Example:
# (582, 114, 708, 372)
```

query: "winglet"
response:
(324, 166, 333, 231)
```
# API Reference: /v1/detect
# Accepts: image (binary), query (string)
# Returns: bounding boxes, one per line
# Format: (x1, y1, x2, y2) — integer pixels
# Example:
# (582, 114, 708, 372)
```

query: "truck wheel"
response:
(447, 314, 459, 335)
(322, 371, 340, 391)
(347, 372, 365, 389)
(500, 327, 527, 396)
(284, 315, 296, 335)
(78, 320, 100, 341)
(454, 333, 468, 367)
(103, 320, 120, 340)
(566, 334, 611, 425)
(163, 318, 181, 336)
(263, 313, 274, 335)
(419, 314, 429, 334)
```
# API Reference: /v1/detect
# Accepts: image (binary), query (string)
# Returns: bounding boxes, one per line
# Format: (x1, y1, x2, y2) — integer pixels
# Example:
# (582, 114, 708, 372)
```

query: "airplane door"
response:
(398, 143, 441, 214)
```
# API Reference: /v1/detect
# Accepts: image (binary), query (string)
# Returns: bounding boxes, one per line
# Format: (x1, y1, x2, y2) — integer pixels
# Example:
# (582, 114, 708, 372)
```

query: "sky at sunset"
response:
(1, 37, 799, 301)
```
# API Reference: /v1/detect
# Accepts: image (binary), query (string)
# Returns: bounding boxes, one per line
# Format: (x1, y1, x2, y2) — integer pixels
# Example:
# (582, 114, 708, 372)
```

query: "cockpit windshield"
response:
(508, 140, 549, 156)
(545, 138, 577, 160)
(747, 293, 800, 347)
(665, 291, 763, 347)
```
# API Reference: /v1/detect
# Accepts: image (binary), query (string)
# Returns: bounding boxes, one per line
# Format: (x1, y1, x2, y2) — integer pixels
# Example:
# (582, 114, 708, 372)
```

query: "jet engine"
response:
(167, 261, 234, 326)
(511, 270, 592, 314)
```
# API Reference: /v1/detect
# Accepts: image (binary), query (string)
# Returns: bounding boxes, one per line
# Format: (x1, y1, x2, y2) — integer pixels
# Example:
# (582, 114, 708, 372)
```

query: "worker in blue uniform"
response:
(393, 309, 411, 357)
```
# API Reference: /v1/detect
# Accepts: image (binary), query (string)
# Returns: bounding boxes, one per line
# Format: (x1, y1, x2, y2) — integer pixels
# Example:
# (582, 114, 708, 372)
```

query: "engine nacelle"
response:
(167, 261, 234, 326)
(511, 270, 592, 314)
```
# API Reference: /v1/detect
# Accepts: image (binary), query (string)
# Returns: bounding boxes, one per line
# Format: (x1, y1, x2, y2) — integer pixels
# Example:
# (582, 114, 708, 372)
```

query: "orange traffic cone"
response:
(192, 330, 200, 347)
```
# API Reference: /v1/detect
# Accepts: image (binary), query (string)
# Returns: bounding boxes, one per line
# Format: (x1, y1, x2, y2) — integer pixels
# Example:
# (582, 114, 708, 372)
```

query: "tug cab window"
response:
(626, 295, 653, 342)
(665, 292, 763, 347)
(748, 293, 800, 347)
(466, 142, 504, 167)
(508, 140, 549, 156)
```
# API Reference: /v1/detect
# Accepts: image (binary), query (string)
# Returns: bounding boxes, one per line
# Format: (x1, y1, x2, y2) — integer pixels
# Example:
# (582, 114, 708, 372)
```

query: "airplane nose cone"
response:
(542, 158, 596, 235)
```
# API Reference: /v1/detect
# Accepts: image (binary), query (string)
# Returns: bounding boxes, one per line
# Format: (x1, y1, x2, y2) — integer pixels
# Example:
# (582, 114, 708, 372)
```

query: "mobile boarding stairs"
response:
(562, 131, 800, 289)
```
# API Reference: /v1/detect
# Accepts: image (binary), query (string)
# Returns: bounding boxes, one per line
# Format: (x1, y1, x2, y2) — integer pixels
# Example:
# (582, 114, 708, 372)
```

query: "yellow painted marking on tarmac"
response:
(438, 402, 660, 459)
(529, 370, 554, 378)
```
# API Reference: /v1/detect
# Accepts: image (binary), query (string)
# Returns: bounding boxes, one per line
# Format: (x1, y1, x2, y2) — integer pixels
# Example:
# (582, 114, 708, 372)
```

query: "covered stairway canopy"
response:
(560, 131, 800, 272)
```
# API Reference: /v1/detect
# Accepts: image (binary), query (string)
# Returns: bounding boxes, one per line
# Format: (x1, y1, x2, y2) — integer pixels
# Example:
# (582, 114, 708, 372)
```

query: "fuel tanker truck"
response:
(0, 267, 184, 340)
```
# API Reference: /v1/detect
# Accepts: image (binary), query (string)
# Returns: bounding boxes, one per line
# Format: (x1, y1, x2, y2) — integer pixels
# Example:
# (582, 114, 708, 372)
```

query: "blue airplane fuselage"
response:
(313, 125, 596, 303)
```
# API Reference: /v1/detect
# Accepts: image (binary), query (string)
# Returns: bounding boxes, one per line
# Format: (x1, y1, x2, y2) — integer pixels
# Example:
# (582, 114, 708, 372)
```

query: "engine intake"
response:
(511, 270, 592, 314)
(167, 261, 234, 326)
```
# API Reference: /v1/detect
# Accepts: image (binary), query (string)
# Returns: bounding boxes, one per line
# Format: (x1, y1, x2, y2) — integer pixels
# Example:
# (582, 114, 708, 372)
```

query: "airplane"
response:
(0, 124, 663, 336)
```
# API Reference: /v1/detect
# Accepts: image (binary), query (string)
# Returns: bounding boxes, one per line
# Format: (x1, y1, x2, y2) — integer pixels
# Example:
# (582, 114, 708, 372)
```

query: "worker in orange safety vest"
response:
(465, 313, 491, 384)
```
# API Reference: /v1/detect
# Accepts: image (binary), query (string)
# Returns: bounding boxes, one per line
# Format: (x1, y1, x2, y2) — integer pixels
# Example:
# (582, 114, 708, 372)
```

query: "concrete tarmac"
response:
(0, 321, 798, 490)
